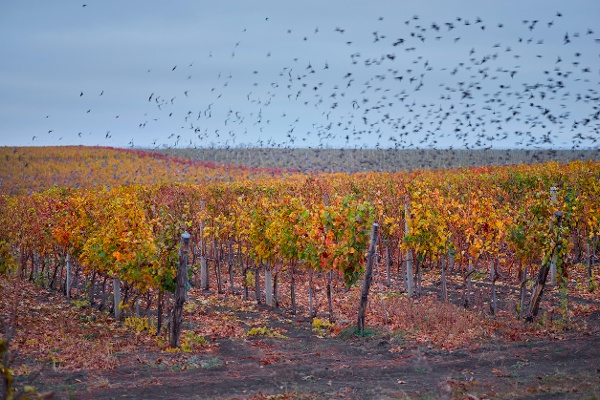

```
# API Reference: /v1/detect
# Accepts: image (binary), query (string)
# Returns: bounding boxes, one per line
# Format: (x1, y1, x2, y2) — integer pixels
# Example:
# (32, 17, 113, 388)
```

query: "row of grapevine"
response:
(0, 146, 293, 196)
(1, 160, 598, 331)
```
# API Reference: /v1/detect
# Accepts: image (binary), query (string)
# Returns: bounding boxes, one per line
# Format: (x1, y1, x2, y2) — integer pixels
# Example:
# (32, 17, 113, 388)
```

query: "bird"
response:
(32, 5, 597, 154)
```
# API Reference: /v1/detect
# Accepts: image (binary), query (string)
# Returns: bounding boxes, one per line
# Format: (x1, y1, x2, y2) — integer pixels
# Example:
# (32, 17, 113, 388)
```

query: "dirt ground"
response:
(24, 304, 600, 400)
(4, 265, 600, 400)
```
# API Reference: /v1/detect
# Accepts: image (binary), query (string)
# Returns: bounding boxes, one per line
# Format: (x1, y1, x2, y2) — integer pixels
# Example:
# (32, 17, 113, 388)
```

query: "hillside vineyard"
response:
(1, 148, 598, 329)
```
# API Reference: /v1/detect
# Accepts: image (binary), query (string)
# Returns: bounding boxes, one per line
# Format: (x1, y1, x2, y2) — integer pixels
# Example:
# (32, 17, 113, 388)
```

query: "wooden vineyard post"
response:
(308, 270, 315, 318)
(214, 239, 223, 294)
(518, 265, 528, 319)
(156, 290, 163, 336)
(199, 200, 209, 291)
(550, 186, 558, 286)
(228, 241, 235, 294)
(327, 271, 334, 322)
(587, 238, 597, 291)
(171, 231, 191, 348)
(357, 223, 379, 336)
(265, 264, 273, 307)
(384, 242, 391, 287)
(464, 258, 473, 309)
(200, 256, 208, 290)
(254, 265, 261, 305)
(240, 242, 249, 301)
(65, 253, 72, 299)
(290, 263, 296, 314)
(404, 196, 414, 297)
(31, 251, 39, 282)
(323, 194, 334, 321)
(526, 211, 563, 322)
(113, 278, 121, 319)
(416, 258, 422, 297)
(100, 275, 108, 311)
(550, 251, 558, 286)
(88, 269, 96, 306)
(490, 258, 498, 315)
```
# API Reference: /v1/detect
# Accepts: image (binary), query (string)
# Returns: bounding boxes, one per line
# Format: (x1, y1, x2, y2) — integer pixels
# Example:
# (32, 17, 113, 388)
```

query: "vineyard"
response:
(1, 146, 600, 399)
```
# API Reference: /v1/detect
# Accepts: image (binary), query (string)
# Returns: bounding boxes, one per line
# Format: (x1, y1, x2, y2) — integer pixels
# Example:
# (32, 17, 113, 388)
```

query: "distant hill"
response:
(155, 147, 600, 173)
(2, 146, 598, 196)
(0, 146, 293, 196)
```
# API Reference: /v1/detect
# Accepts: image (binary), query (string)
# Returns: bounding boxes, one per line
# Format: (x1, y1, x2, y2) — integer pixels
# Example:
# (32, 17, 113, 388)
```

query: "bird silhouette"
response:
(44, 6, 600, 153)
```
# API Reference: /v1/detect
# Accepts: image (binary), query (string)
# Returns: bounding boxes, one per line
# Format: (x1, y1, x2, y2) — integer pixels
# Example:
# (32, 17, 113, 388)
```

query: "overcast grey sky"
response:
(1, 0, 598, 150)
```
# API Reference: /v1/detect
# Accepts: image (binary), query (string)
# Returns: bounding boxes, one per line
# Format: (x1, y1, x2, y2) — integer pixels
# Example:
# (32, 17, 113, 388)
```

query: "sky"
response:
(1, 0, 599, 150)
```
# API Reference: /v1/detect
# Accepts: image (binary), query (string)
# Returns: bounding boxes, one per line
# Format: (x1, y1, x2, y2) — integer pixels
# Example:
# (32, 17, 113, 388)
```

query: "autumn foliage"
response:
(1, 146, 599, 376)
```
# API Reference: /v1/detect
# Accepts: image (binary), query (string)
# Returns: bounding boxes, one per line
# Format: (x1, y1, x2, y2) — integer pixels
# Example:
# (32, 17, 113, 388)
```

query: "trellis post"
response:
(171, 231, 191, 348)
(357, 223, 379, 336)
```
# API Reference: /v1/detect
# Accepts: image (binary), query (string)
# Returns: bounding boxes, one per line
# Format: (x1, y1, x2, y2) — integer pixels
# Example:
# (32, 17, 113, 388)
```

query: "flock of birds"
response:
(40, 7, 599, 151)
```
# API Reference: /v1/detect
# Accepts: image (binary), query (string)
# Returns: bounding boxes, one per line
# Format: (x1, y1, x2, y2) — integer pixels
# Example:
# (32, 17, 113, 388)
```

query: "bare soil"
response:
(24, 305, 600, 400)
(5, 265, 600, 400)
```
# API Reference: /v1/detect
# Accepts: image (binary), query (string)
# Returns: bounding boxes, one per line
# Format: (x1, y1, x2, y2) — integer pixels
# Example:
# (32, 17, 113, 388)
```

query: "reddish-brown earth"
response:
(3, 272, 600, 399)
